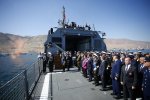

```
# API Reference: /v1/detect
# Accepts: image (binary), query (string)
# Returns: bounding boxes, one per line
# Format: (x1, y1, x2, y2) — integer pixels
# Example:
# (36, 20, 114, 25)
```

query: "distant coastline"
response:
(0, 32, 150, 53)
(104, 38, 150, 50)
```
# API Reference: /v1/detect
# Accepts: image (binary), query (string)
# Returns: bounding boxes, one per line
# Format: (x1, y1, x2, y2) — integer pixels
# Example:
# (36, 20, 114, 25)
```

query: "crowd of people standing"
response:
(40, 50, 150, 100)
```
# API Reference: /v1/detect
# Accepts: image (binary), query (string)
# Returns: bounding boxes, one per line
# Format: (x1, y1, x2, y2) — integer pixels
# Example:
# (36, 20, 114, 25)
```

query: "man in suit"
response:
(99, 54, 108, 91)
(142, 57, 150, 100)
(137, 57, 145, 99)
(120, 57, 138, 100)
(66, 53, 72, 71)
(111, 55, 122, 99)
(77, 51, 82, 71)
(61, 52, 66, 72)
(48, 52, 54, 72)
(43, 53, 47, 73)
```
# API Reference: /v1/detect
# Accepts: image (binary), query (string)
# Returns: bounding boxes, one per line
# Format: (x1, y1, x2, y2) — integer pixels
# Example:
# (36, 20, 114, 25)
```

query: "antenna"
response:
(62, 6, 66, 28)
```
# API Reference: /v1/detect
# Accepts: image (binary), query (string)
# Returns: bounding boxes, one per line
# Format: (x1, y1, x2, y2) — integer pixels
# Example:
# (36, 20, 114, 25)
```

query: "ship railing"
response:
(52, 43, 65, 52)
(0, 59, 43, 100)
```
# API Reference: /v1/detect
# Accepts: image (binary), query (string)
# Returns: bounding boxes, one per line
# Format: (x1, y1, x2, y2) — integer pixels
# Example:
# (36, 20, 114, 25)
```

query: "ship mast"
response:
(62, 6, 66, 28)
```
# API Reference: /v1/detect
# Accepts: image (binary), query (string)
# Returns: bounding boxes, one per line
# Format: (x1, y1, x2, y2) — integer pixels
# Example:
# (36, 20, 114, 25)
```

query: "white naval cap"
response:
(101, 51, 106, 54)
(48, 52, 52, 55)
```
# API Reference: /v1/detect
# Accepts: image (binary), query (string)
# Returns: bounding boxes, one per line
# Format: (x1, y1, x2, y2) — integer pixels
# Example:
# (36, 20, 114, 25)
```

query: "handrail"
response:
(0, 59, 43, 100)
(0, 70, 24, 89)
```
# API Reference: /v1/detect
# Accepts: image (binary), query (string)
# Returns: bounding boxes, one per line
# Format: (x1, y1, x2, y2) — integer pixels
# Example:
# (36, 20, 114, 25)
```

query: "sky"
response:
(0, 0, 150, 41)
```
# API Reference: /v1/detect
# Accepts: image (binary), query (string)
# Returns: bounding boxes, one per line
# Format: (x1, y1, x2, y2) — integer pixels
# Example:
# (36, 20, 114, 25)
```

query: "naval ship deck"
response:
(31, 67, 122, 100)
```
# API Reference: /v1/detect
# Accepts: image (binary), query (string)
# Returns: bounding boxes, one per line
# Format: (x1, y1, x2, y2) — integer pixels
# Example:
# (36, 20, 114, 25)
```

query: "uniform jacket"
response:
(99, 60, 108, 77)
(137, 64, 144, 86)
(87, 58, 93, 71)
(111, 59, 122, 80)
(121, 64, 138, 87)
(142, 67, 150, 96)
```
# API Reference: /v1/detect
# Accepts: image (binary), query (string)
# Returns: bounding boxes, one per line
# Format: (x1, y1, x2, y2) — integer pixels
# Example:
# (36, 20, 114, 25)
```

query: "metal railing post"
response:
(24, 70, 29, 100)
(34, 63, 36, 82)
(39, 60, 41, 76)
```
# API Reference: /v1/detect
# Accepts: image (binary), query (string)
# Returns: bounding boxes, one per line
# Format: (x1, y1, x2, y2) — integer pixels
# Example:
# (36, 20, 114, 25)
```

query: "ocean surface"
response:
(0, 49, 150, 87)
(0, 52, 38, 87)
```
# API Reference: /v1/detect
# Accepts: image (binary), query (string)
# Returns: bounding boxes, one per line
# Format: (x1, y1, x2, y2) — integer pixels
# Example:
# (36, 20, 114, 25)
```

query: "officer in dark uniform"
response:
(142, 57, 150, 100)
(61, 52, 66, 72)
(43, 53, 47, 73)
(66, 53, 72, 71)
(77, 51, 82, 71)
(99, 54, 108, 91)
(111, 55, 122, 99)
(48, 52, 54, 72)
(93, 54, 101, 86)
(106, 53, 112, 85)
(137, 56, 145, 99)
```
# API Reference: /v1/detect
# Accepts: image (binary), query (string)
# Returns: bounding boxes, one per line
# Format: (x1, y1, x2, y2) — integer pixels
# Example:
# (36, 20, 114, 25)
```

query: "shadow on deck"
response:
(31, 67, 122, 100)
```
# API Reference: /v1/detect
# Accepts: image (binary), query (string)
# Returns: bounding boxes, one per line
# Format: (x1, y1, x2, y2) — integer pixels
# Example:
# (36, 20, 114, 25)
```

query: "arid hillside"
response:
(0, 32, 149, 53)
(104, 38, 150, 50)
(0, 33, 46, 53)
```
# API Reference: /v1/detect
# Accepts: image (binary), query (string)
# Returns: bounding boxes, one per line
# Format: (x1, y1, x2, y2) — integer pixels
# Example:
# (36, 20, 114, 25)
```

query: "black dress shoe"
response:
(114, 96, 121, 99)
(89, 80, 92, 82)
(110, 93, 116, 95)
(95, 83, 99, 86)
(100, 88, 106, 91)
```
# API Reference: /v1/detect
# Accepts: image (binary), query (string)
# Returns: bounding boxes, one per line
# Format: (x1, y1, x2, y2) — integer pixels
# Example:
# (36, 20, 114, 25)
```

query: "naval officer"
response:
(111, 55, 122, 99)
(142, 57, 150, 100)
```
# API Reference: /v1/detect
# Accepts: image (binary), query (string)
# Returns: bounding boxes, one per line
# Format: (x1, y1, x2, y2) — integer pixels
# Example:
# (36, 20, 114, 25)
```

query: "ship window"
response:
(52, 37, 62, 43)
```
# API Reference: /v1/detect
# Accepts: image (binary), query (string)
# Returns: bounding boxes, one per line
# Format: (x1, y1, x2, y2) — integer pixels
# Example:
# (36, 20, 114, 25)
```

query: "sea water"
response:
(0, 52, 38, 87)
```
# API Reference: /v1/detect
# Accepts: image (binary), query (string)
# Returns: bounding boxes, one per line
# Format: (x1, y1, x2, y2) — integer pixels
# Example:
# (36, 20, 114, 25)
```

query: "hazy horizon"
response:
(1, 32, 150, 43)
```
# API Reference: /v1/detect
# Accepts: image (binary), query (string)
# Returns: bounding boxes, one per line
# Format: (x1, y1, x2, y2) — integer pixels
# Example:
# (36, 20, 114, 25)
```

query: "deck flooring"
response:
(31, 67, 123, 100)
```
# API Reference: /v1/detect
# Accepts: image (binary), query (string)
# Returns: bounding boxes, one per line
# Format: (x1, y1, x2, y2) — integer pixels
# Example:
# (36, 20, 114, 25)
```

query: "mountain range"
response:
(0, 32, 150, 53)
